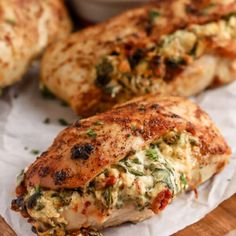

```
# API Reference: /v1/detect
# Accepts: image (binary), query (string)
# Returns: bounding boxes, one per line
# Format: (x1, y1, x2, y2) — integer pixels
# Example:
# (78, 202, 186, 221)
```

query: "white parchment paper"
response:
(0, 67, 236, 236)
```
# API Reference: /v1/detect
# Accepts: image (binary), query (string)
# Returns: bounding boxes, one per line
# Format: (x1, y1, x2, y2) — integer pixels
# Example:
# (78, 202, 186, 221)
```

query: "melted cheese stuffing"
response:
(95, 14, 236, 97)
(25, 131, 200, 235)
(160, 15, 236, 60)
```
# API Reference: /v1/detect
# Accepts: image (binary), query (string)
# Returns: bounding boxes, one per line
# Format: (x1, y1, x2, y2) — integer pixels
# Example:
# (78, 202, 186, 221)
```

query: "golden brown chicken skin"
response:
(0, 0, 71, 89)
(41, 0, 236, 116)
(11, 96, 231, 235)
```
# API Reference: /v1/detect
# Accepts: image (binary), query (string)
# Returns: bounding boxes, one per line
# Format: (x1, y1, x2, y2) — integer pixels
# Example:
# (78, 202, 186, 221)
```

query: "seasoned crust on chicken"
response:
(0, 0, 71, 88)
(24, 96, 230, 190)
(41, 0, 236, 116)
(11, 96, 231, 235)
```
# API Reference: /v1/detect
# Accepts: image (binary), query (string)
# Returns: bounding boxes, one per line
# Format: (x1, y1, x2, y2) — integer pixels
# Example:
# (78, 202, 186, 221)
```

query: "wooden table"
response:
(1, 194, 236, 236)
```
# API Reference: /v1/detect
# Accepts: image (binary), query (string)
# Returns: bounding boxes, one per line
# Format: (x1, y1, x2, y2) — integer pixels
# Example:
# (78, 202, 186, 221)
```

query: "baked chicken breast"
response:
(0, 0, 71, 89)
(11, 96, 231, 236)
(41, 0, 236, 116)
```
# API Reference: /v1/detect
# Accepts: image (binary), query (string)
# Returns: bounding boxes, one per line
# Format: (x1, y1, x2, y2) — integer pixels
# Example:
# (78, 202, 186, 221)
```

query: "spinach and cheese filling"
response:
(15, 131, 200, 235)
(95, 14, 236, 97)
(13, 130, 199, 235)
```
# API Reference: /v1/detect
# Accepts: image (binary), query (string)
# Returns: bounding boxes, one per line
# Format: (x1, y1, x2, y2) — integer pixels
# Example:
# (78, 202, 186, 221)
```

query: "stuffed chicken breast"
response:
(0, 0, 71, 89)
(41, 0, 236, 116)
(11, 96, 231, 235)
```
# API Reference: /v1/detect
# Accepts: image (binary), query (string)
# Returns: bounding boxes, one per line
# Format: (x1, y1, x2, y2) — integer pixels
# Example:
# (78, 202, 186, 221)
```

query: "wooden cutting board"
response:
(1, 194, 236, 236)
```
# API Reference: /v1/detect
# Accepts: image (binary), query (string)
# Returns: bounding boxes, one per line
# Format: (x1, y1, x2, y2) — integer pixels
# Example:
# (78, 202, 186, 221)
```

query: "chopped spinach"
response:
(95, 58, 113, 87)
(128, 168, 144, 176)
(27, 187, 41, 209)
(113, 163, 127, 173)
(146, 147, 159, 161)
(132, 158, 141, 165)
(102, 187, 113, 208)
(152, 168, 175, 192)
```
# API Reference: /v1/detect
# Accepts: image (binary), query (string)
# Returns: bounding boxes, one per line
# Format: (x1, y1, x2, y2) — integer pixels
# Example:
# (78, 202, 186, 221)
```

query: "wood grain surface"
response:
(1, 194, 236, 236)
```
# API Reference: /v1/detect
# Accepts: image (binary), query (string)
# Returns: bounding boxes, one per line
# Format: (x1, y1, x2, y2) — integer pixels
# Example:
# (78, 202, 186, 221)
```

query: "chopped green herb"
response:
(94, 120, 104, 126)
(149, 10, 161, 22)
(31, 149, 40, 155)
(5, 18, 16, 25)
(58, 118, 69, 126)
(138, 104, 146, 111)
(132, 158, 141, 165)
(35, 185, 41, 193)
(146, 147, 158, 161)
(180, 173, 188, 187)
(43, 118, 50, 124)
(40, 86, 55, 100)
(87, 128, 97, 138)
(131, 124, 137, 131)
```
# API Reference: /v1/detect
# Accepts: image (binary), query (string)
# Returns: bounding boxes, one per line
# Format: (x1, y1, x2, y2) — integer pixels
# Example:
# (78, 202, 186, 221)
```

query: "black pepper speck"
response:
(151, 104, 160, 109)
(38, 166, 50, 177)
(71, 144, 94, 160)
(54, 170, 68, 185)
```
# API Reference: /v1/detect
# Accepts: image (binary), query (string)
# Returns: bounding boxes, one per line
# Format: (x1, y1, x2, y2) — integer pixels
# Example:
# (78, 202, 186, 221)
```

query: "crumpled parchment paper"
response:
(0, 66, 235, 236)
